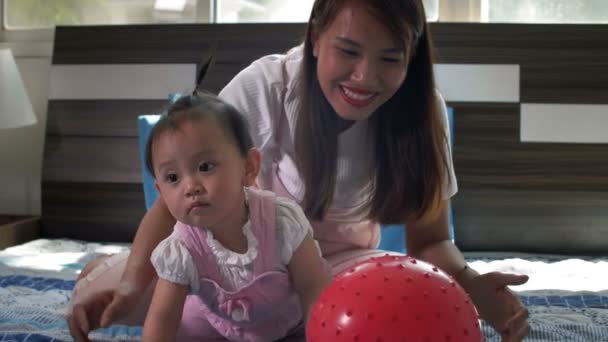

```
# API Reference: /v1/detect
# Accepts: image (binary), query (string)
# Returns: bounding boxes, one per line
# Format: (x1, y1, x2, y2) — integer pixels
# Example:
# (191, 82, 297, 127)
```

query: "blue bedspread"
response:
(1, 240, 607, 342)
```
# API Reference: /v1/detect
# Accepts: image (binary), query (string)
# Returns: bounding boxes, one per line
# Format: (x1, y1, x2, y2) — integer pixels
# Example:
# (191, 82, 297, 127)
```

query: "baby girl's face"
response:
(152, 117, 249, 231)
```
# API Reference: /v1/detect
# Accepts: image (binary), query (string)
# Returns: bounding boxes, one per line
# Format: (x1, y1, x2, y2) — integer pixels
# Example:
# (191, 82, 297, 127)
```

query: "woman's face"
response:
(312, 2, 409, 121)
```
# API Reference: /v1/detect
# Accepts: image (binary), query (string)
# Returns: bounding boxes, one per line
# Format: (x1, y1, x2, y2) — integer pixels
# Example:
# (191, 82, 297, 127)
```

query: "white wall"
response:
(0, 42, 51, 215)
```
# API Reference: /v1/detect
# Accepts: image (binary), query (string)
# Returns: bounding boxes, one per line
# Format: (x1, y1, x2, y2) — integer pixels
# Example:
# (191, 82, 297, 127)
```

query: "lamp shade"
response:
(0, 48, 37, 129)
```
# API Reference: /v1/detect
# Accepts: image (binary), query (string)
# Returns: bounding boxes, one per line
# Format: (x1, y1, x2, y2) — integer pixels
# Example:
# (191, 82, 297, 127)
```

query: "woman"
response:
(68, 0, 529, 341)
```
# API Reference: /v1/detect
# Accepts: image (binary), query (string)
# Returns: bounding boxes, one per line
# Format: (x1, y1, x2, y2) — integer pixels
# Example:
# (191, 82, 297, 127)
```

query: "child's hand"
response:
(465, 272, 530, 342)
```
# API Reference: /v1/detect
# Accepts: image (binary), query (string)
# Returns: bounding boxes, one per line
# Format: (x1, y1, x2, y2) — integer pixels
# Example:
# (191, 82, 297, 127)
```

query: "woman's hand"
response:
(68, 196, 173, 341)
(67, 284, 142, 342)
(463, 271, 530, 342)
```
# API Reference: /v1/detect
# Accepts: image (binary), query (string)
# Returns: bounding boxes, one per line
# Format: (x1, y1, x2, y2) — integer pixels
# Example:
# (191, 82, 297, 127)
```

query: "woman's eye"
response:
(382, 57, 402, 63)
(165, 173, 178, 183)
(199, 162, 215, 172)
(338, 48, 358, 57)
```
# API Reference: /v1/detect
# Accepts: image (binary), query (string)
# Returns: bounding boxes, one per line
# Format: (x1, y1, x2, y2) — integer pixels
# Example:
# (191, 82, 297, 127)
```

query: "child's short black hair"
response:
(144, 91, 254, 178)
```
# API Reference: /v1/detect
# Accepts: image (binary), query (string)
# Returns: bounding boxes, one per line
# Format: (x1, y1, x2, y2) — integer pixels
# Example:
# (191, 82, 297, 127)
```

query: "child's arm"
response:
(287, 232, 332, 323)
(143, 278, 189, 342)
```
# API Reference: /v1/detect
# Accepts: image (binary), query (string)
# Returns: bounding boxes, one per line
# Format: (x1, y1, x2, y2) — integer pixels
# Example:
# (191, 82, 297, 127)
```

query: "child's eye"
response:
(164, 173, 178, 183)
(199, 162, 216, 173)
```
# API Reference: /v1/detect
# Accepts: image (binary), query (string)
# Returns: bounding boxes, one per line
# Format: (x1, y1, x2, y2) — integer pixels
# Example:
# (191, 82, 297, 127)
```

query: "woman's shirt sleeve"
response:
(436, 90, 459, 199)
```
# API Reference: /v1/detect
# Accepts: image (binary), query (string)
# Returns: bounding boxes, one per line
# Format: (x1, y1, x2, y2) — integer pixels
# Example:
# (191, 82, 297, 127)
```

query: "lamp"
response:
(0, 48, 37, 129)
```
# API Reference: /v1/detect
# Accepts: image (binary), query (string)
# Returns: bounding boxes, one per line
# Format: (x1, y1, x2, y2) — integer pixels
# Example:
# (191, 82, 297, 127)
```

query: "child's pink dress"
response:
(151, 188, 307, 341)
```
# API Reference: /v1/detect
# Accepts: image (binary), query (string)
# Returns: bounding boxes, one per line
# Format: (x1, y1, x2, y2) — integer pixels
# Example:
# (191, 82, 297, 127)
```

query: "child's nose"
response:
(185, 178, 204, 196)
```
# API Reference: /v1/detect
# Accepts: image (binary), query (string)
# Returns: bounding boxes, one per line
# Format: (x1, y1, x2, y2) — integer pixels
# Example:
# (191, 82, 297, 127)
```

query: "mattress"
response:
(1, 239, 607, 341)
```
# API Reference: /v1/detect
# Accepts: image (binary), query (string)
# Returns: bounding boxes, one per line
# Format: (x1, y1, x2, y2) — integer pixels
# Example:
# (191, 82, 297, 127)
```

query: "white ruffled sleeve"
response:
(150, 235, 200, 292)
(275, 196, 320, 265)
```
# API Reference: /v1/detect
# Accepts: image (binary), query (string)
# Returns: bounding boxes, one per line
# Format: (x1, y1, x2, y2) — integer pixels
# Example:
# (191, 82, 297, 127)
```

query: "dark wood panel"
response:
(437, 49, 608, 103)
(41, 182, 146, 242)
(54, 23, 608, 64)
(451, 102, 608, 191)
(435, 46, 608, 64)
(52, 23, 608, 104)
(43, 136, 141, 183)
(521, 65, 608, 103)
(431, 23, 608, 51)
(206, 39, 300, 65)
(453, 188, 608, 254)
(43, 23, 608, 253)
(202, 64, 258, 94)
(47, 100, 166, 137)
(53, 24, 305, 64)
(432, 24, 608, 104)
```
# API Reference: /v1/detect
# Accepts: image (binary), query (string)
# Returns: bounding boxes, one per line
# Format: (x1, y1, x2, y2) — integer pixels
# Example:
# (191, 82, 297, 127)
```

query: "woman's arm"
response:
(406, 200, 530, 341)
(143, 279, 188, 342)
(404, 199, 478, 284)
(96, 197, 177, 328)
(288, 232, 332, 323)
(121, 197, 176, 292)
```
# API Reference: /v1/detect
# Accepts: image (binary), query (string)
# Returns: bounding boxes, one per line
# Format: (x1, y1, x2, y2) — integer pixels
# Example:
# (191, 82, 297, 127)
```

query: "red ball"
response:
(307, 255, 483, 342)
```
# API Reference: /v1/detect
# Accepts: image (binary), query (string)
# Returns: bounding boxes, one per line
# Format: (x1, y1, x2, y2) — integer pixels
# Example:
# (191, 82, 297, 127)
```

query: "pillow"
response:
(137, 102, 456, 253)
(137, 115, 161, 209)
(377, 106, 455, 253)
(137, 93, 182, 209)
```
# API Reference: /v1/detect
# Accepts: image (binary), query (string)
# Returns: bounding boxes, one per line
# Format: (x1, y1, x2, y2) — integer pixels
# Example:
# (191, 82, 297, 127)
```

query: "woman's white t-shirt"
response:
(218, 45, 458, 252)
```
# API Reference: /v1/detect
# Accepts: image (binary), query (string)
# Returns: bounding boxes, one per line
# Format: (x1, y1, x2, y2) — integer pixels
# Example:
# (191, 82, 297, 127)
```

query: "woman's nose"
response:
(351, 58, 376, 84)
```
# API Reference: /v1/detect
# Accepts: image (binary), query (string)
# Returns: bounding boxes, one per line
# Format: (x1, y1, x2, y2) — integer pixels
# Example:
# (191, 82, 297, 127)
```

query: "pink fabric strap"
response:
(173, 188, 278, 281)
(174, 222, 222, 282)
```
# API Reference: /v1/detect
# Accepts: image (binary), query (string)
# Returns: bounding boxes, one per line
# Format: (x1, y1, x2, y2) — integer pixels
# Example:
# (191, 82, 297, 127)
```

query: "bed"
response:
(1, 240, 607, 341)
(3, 22, 608, 341)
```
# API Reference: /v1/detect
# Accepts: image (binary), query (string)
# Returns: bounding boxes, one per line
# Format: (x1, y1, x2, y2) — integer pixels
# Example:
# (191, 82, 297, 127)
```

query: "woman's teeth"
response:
(342, 87, 374, 101)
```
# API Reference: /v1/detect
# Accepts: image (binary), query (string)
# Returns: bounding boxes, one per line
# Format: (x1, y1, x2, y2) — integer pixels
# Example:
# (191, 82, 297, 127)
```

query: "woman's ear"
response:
(311, 29, 320, 58)
(242, 148, 261, 187)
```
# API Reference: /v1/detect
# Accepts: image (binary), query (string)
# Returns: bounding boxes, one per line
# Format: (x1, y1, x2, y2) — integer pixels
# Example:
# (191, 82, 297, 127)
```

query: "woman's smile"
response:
(339, 85, 377, 107)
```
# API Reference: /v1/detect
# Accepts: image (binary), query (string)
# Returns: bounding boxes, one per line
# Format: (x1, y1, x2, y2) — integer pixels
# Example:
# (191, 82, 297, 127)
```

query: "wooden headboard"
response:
(42, 23, 608, 253)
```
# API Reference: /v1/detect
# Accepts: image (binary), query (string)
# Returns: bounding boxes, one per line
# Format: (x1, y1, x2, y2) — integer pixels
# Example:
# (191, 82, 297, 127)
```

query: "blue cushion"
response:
(137, 94, 182, 209)
(377, 107, 455, 253)
(137, 100, 456, 253)
(137, 115, 161, 209)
